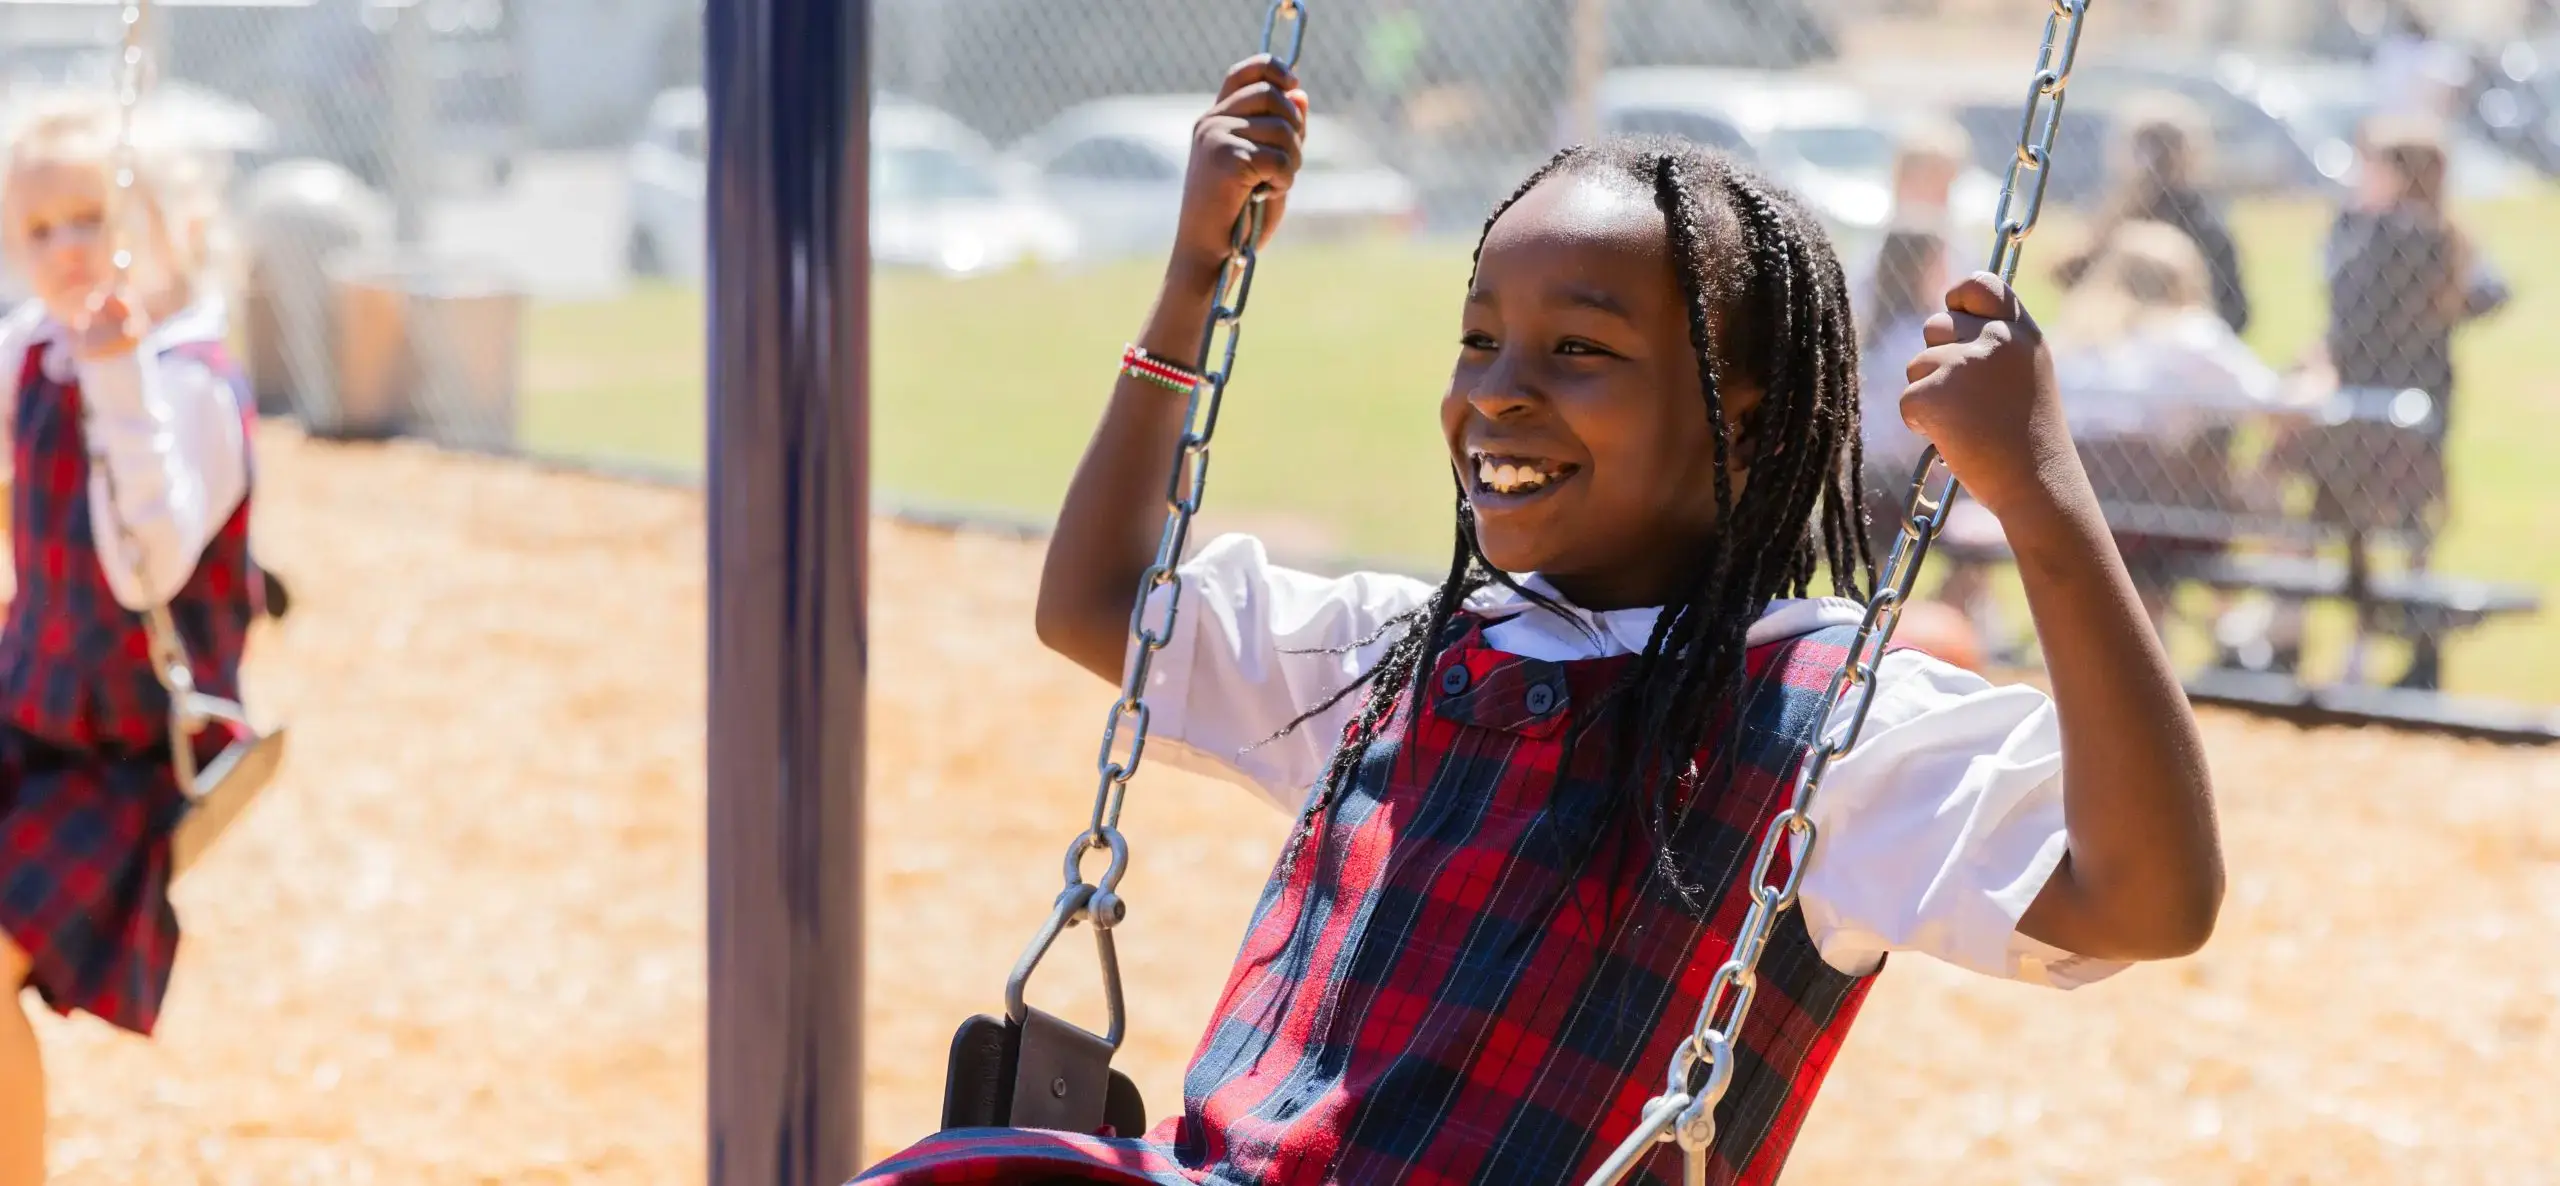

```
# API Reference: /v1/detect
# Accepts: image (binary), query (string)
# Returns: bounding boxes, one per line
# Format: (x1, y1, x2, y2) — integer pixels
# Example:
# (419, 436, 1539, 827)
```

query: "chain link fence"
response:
(3, 0, 2552, 716)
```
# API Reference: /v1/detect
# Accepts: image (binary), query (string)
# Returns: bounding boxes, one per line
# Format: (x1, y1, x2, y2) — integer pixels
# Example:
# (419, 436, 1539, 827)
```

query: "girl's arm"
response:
(1037, 55, 1307, 681)
(78, 314, 247, 611)
(1901, 274, 2223, 962)
(2461, 247, 2512, 322)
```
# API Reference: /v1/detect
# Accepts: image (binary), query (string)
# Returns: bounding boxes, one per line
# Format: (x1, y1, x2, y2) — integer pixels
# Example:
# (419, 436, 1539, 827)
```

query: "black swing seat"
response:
(945, 1010, 1148, 1139)
(167, 695, 290, 879)
(944, 870, 1150, 1138)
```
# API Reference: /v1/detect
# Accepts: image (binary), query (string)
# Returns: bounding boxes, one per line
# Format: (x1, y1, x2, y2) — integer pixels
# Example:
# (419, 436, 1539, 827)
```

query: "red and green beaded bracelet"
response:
(1121, 345, 1204, 394)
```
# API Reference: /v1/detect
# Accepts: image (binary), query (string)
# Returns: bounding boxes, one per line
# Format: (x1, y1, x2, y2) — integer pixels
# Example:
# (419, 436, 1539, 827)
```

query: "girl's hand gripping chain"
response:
(1170, 55, 1309, 285)
(1898, 273, 2071, 524)
(1039, 56, 1310, 680)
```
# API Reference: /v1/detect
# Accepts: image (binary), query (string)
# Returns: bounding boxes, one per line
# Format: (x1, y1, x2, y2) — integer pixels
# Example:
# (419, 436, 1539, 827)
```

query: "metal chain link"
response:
(1000, 0, 1308, 1049)
(1582, 3, 2093, 1183)
(81, 0, 220, 798)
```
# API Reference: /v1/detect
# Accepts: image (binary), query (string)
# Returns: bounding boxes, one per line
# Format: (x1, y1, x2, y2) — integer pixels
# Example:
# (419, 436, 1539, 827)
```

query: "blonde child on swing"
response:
(0, 95, 264, 1184)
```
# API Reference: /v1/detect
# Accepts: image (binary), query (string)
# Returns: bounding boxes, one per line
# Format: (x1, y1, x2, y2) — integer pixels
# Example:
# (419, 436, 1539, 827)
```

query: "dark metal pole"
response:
(706, 0, 869, 1179)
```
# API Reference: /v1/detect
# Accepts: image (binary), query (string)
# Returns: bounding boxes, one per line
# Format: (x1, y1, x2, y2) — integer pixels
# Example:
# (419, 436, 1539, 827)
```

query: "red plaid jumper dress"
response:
(0, 340, 260, 1035)
(859, 613, 1889, 1186)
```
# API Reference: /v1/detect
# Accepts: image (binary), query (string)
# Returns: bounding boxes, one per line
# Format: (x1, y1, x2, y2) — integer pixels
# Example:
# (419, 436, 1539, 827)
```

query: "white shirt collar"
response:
(1465, 573, 1868, 662)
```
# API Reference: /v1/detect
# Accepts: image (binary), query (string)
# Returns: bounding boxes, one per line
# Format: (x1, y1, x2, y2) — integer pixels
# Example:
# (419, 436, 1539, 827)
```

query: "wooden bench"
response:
(2165, 551, 2540, 635)
(2184, 666, 2560, 745)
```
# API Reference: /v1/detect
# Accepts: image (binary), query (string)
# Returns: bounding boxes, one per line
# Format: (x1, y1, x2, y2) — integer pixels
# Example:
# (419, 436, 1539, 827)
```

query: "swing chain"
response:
(1006, 0, 1308, 1043)
(1582, 2, 2091, 1182)
(84, 0, 216, 797)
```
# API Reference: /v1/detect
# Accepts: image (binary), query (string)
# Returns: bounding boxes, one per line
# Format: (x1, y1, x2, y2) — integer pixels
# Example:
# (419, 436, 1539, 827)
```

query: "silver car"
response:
(1594, 67, 2005, 261)
(624, 87, 1077, 282)
(1005, 94, 1421, 264)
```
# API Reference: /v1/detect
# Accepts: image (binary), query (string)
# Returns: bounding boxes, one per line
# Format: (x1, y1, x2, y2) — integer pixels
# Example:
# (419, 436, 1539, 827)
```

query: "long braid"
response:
(1606, 141, 1874, 914)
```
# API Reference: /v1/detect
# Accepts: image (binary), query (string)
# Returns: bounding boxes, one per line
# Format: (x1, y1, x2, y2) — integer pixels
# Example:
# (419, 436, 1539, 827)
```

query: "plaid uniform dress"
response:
(0, 340, 259, 1035)
(861, 615, 1891, 1186)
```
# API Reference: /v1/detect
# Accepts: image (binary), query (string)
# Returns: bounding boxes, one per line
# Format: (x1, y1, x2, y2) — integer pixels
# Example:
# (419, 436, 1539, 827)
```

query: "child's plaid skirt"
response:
(0, 722, 234, 1035)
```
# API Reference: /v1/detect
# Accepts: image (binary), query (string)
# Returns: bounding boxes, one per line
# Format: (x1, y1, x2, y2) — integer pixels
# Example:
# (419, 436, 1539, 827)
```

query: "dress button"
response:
(1439, 665, 1471, 696)
(1525, 683, 1557, 716)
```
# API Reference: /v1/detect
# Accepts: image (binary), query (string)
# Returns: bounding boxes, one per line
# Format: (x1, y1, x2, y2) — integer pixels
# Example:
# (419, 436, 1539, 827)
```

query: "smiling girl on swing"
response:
(861, 49, 2223, 1186)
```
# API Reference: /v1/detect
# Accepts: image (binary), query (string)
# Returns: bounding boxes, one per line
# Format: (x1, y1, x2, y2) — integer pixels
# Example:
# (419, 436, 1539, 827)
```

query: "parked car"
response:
(2467, 37, 2560, 175)
(2247, 58, 2538, 201)
(0, 44, 276, 162)
(1006, 95, 1421, 264)
(624, 87, 1078, 282)
(238, 0, 520, 193)
(1594, 68, 2005, 254)
(2061, 53, 2339, 196)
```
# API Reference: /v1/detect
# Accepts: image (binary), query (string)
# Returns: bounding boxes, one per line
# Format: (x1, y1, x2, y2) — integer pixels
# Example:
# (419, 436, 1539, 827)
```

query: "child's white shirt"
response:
(1136, 533, 2125, 991)
(2052, 309, 2294, 443)
(0, 297, 248, 610)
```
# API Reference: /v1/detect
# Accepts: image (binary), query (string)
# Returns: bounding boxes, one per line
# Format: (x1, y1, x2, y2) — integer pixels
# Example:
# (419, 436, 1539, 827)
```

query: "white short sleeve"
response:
(1794, 651, 2126, 989)
(1134, 533, 1436, 812)
(79, 333, 250, 610)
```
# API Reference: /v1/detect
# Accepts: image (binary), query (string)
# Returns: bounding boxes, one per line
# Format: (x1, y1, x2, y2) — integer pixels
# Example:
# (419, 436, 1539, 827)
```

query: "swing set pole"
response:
(705, 0, 871, 1180)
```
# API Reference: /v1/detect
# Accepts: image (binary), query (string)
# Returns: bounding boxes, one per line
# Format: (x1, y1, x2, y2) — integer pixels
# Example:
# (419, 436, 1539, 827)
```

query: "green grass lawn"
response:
(515, 193, 2560, 704)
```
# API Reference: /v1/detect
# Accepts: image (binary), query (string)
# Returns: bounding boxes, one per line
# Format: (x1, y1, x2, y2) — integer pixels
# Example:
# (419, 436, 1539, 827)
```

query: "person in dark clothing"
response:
(2053, 93, 2252, 337)
(2289, 115, 2509, 691)
(2322, 117, 2509, 435)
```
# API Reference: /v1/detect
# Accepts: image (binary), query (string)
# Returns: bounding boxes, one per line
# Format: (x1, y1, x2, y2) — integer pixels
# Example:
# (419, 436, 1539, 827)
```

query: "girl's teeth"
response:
(1476, 456, 1555, 494)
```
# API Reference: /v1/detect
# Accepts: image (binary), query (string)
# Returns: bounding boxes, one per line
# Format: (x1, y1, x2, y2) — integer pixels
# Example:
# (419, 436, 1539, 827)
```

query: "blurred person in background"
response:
(1851, 116, 1973, 329)
(1857, 224, 1945, 558)
(2289, 114, 2510, 689)
(2052, 94, 2250, 337)
(2053, 222, 2292, 444)
(2322, 117, 2511, 411)
(0, 95, 266, 1186)
(1858, 223, 2002, 661)
(2048, 221, 2302, 635)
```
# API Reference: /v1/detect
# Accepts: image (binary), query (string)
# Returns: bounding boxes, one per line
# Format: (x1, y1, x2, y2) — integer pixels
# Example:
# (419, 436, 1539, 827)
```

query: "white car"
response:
(1594, 68, 2004, 258)
(623, 87, 1077, 282)
(1006, 94, 1421, 264)
(2238, 59, 2538, 201)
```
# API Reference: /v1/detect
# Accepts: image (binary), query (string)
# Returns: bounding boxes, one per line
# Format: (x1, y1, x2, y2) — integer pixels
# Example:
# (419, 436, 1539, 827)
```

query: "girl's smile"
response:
(1465, 450, 1580, 500)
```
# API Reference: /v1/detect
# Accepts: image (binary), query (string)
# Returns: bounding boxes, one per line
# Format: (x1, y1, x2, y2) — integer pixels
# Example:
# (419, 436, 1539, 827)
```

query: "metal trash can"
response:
(239, 160, 393, 427)
(325, 252, 525, 454)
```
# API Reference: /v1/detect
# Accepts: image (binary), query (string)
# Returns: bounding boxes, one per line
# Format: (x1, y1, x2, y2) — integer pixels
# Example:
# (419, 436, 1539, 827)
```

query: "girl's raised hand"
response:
(71, 289, 151, 362)
(1171, 55, 1309, 282)
(1899, 272, 2078, 526)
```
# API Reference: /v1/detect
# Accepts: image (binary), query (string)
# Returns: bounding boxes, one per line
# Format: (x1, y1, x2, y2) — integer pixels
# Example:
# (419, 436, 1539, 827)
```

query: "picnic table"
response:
(1928, 384, 2553, 742)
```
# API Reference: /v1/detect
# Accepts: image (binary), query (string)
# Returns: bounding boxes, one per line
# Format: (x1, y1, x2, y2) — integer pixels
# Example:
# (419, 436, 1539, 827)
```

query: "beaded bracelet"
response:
(1121, 344, 1204, 394)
